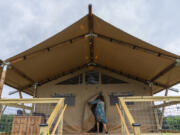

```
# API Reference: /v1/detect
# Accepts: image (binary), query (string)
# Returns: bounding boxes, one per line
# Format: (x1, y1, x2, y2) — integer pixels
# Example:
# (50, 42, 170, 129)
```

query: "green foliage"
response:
(163, 116, 180, 131)
(0, 115, 14, 132)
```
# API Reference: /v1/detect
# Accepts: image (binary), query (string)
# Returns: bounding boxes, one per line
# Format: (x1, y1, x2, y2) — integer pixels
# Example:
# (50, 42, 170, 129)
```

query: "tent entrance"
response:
(87, 104, 104, 133)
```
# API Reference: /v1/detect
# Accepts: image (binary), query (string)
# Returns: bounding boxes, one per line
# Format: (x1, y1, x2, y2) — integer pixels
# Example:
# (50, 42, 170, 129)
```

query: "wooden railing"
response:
(0, 98, 66, 135)
(116, 98, 141, 135)
(116, 96, 180, 135)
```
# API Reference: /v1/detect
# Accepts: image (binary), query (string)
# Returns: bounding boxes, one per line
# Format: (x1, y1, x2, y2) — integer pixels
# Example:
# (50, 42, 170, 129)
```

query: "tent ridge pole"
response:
(88, 4, 95, 64)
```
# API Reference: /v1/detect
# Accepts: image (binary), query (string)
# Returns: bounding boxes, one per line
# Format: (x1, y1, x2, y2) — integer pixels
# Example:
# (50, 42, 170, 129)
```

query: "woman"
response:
(89, 94, 108, 133)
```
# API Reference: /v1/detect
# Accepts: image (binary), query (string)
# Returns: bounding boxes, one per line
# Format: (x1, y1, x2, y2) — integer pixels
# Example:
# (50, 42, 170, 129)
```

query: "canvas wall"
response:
(35, 68, 155, 133)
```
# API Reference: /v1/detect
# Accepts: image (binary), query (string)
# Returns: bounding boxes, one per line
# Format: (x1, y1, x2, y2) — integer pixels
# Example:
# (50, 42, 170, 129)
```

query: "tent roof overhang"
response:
(1, 10, 180, 95)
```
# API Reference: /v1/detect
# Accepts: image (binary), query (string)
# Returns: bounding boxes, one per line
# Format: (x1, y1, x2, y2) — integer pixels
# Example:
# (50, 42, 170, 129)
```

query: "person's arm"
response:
(89, 99, 100, 104)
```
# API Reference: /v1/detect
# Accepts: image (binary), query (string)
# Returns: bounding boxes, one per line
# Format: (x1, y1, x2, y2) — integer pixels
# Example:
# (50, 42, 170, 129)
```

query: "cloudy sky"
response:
(0, 0, 180, 98)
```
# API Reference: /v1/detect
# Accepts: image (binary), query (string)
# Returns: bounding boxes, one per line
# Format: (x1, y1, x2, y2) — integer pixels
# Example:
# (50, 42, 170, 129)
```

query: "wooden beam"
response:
(47, 99, 64, 129)
(96, 64, 167, 88)
(0, 63, 8, 98)
(119, 98, 141, 135)
(119, 98, 135, 126)
(116, 103, 130, 135)
(151, 62, 176, 82)
(11, 65, 34, 83)
(121, 96, 180, 102)
(154, 101, 180, 108)
(52, 104, 67, 135)
(160, 88, 168, 128)
(18, 90, 26, 114)
(4, 103, 32, 110)
(0, 98, 64, 104)
(95, 32, 179, 60)
(154, 108, 161, 131)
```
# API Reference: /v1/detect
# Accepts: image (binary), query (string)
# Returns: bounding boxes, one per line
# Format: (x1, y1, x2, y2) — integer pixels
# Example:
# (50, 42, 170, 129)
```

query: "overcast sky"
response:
(0, 0, 180, 98)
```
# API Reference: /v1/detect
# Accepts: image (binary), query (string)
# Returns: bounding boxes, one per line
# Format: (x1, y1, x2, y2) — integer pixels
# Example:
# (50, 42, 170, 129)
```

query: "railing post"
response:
(154, 108, 161, 132)
(47, 99, 64, 132)
(116, 103, 130, 135)
(39, 123, 48, 135)
(121, 106, 126, 135)
(132, 123, 141, 135)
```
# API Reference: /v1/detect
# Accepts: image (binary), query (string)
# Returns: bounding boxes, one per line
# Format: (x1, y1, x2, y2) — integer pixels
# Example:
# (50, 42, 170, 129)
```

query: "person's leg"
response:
(97, 122, 99, 133)
(103, 123, 108, 133)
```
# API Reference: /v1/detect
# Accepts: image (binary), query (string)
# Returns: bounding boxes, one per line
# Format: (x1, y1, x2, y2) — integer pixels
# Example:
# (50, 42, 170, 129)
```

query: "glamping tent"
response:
(0, 5, 180, 134)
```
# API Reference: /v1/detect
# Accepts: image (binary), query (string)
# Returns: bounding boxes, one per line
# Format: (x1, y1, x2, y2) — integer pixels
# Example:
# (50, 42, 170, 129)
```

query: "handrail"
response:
(47, 99, 64, 129)
(0, 98, 64, 103)
(122, 96, 180, 102)
(116, 103, 130, 135)
(154, 101, 180, 108)
(52, 104, 67, 135)
(119, 98, 141, 135)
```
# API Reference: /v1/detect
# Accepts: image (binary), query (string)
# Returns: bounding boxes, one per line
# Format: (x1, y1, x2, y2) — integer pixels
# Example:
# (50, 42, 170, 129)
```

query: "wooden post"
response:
(154, 108, 161, 131)
(116, 103, 130, 135)
(18, 90, 26, 115)
(52, 104, 67, 135)
(47, 99, 64, 129)
(0, 62, 9, 98)
(31, 83, 38, 115)
(39, 123, 48, 135)
(132, 123, 141, 135)
(160, 88, 168, 128)
(0, 62, 9, 122)
(0, 105, 7, 120)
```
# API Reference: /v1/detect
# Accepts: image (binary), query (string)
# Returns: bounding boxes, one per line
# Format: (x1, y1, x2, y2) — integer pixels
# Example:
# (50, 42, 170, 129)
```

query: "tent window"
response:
(109, 92, 134, 106)
(56, 74, 82, 85)
(51, 93, 75, 106)
(101, 74, 127, 84)
(85, 71, 99, 84)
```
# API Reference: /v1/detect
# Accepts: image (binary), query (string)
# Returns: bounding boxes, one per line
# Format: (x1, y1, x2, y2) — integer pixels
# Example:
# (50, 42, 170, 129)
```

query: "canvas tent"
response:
(0, 8, 180, 95)
(0, 5, 180, 134)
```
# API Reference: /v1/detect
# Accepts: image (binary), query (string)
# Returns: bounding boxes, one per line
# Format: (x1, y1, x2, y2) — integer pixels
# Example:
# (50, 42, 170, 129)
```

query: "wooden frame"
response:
(116, 103, 130, 135)
(119, 98, 141, 135)
(0, 98, 66, 135)
(118, 96, 180, 135)
(121, 96, 180, 102)
(0, 98, 64, 104)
